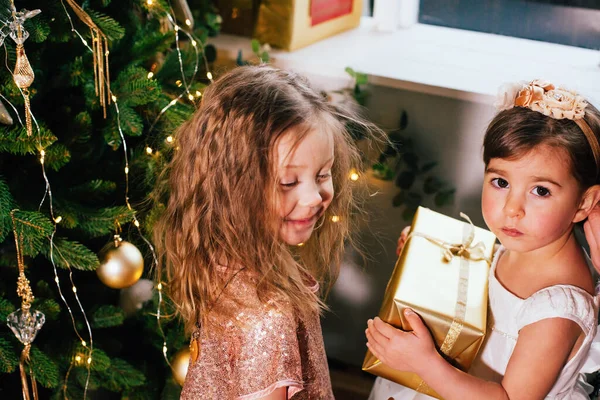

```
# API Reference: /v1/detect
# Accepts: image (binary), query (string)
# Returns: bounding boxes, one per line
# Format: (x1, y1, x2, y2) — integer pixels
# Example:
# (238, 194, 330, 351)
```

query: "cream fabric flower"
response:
(494, 82, 525, 111)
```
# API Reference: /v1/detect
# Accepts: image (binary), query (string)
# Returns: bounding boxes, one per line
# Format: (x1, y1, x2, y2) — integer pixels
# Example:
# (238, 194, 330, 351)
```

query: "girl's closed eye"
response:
(280, 179, 298, 188)
(317, 172, 332, 182)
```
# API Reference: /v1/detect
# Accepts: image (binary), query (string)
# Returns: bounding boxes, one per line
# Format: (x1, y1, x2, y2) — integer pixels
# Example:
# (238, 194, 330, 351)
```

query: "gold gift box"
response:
(254, 0, 363, 51)
(362, 207, 496, 399)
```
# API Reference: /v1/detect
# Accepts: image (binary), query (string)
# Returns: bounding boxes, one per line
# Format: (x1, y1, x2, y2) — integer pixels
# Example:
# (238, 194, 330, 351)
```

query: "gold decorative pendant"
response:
(190, 337, 200, 363)
(13, 44, 34, 136)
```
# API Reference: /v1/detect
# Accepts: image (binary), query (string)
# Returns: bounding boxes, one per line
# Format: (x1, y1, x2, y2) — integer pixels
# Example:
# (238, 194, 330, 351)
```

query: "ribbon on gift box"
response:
(403, 212, 492, 394)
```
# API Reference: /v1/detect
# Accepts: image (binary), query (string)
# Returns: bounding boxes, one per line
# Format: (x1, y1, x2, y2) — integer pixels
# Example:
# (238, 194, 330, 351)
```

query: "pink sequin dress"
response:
(180, 268, 334, 399)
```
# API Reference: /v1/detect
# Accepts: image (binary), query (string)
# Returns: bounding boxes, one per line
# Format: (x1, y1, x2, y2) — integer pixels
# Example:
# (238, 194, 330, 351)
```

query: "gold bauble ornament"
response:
(97, 236, 144, 289)
(171, 347, 191, 386)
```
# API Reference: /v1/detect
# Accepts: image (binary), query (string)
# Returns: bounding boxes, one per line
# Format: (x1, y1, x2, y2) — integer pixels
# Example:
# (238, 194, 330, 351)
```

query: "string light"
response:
(54, 216, 62, 223)
(147, 71, 154, 79)
(175, 80, 182, 87)
(147, 0, 153, 5)
(166, 136, 174, 143)
(10, 6, 96, 397)
(207, 72, 213, 80)
(297, 243, 304, 247)
(185, 19, 191, 26)
(195, 90, 201, 97)
(187, 94, 194, 101)
(146, 146, 153, 154)
(331, 216, 340, 222)
(349, 169, 359, 181)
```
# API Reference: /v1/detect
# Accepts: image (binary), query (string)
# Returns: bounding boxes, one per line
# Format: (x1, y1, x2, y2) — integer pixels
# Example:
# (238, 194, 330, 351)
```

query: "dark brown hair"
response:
(483, 103, 600, 188)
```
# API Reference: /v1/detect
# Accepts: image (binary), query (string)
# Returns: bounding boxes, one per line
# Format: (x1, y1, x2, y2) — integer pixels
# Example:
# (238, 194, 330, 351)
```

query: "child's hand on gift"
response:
(584, 203, 600, 275)
(396, 226, 411, 256)
(366, 309, 438, 375)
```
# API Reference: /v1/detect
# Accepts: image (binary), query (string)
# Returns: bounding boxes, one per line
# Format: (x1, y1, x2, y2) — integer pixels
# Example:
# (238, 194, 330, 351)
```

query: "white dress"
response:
(369, 246, 600, 400)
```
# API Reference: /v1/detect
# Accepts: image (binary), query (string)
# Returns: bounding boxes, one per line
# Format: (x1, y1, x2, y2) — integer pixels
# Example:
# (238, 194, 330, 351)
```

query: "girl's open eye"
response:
(532, 186, 551, 197)
(491, 177, 509, 189)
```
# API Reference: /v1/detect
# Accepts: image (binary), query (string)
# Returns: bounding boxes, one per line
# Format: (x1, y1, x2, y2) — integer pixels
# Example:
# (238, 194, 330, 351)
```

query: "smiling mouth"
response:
(285, 209, 323, 226)
(501, 227, 523, 237)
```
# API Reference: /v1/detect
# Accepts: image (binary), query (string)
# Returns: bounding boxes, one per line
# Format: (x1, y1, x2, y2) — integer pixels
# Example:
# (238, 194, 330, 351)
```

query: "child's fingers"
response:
(396, 226, 411, 256)
(373, 317, 400, 339)
(367, 319, 390, 347)
(366, 337, 386, 364)
(403, 309, 429, 337)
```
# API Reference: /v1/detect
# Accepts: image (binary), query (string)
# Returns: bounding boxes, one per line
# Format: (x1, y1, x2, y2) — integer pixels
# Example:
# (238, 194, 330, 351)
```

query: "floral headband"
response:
(495, 79, 600, 168)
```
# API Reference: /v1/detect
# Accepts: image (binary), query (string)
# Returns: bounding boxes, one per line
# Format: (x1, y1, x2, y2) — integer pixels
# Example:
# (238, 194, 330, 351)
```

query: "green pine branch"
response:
(11, 210, 55, 257)
(75, 206, 136, 238)
(0, 126, 57, 155)
(31, 298, 61, 321)
(114, 65, 162, 107)
(44, 143, 71, 171)
(40, 237, 99, 271)
(103, 106, 144, 149)
(69, 179, 117, 198)
(98, 358, 145, 391)
(30, 345, 60, 388)
(131, 30, 175, 61)
(0, 177, 15, 242)
(0, 298, 16, 321)
(23, 15, 51, 43)
(91, 305, 125, 328)
(88, 10, 126, 41)
(0, 336, 18, 374)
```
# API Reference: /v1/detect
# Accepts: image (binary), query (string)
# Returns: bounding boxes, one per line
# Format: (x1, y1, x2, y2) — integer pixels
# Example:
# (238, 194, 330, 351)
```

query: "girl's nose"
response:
(503, 192, 525, 219)
(299, 184, 323, 208)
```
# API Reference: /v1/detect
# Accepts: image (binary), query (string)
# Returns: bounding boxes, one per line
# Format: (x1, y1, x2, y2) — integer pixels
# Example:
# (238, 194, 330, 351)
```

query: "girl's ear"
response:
(574, 185, 600, 223)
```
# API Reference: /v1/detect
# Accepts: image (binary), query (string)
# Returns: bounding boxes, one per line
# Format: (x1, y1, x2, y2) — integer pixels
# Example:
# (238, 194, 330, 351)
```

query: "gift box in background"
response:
(254, 0, 363, 50)
(362, 207, 496, 399)
(217, 0, 261, 37)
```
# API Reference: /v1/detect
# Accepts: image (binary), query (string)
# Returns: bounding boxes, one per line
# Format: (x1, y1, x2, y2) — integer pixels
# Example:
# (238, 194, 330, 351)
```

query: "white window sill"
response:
(209, 17, 600, 105)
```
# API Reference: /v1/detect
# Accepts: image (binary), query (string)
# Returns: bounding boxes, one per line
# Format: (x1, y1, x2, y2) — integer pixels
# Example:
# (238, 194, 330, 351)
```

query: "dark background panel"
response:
(419, 0, 600, 49)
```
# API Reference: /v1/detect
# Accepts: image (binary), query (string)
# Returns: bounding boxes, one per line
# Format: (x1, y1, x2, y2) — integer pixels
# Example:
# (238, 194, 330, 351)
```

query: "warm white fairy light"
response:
(111, 95, 117, 102)
(195, 90, 201, 97)
(188, 94, 194, 101)
(133, 219, 140, 228)
(54, 216, 62, 223)
(349, 169, 359, 181)
(207, 72, 213, 80)
(147, 0, 153, 5)
(124, 166, 129, 174)
(147, 72, 154, 79)
(175, 80, 182, 87)
(166, 136, 174, 143)
(146, 146, 153, 154)
(191, 40, 197, 47)
(185, 19, 191, 26)
(331, 216, 340, 222)
(75, 355, 81, 362)
(81, 341, 86, 347)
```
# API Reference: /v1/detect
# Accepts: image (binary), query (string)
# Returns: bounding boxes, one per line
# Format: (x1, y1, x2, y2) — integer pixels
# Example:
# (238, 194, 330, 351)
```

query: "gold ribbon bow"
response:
(406, 212, 491, 394)
(407, 212, 492, 266)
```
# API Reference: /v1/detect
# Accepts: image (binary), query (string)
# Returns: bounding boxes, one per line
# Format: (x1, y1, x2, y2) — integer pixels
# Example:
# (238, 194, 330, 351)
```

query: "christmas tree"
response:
(0, 0, 220, 398)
